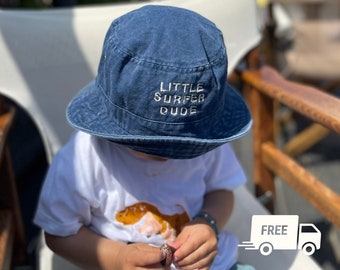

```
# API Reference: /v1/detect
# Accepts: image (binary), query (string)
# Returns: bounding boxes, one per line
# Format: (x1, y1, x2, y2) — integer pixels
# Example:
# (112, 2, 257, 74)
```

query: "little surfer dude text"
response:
(154, 82, 206, 116)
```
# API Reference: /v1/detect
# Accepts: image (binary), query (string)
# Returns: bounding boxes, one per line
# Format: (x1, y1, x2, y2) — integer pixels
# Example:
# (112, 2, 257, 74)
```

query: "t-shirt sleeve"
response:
(33, 133, 97, 237)
(204, 143, 247, 192)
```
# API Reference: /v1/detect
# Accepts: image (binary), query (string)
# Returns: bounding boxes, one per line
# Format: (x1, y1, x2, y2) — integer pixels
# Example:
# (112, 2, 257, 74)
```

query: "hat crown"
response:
(96, 5, 228, 135)
(111, 5, 225, 68)
(66, 5, 252, 159)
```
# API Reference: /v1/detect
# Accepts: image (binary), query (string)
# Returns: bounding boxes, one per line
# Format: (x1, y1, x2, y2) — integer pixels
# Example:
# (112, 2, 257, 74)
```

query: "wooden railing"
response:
(241, 66, 340, 227)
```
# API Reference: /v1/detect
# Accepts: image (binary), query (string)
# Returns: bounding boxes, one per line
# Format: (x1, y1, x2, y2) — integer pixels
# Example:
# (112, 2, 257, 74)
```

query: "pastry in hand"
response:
(160, 243, 174, 267)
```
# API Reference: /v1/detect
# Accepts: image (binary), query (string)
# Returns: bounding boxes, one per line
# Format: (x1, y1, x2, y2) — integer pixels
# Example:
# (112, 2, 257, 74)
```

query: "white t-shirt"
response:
(34, 131, 247, 270)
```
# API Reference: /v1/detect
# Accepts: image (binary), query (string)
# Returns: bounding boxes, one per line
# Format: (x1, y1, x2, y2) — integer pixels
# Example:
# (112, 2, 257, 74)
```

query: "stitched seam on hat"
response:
(120, 47, 225, 72)
(108, 36, 226, 72)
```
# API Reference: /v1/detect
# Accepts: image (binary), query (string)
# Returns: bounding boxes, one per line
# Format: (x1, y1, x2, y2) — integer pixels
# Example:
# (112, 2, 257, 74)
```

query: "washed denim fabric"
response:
(67, 5, 252, 159)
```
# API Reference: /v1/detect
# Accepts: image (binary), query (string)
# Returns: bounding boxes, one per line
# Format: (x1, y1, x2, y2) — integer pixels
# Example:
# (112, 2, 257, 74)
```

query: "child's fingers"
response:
(174, 242, 217, 270)
(125, 243, 165, 267)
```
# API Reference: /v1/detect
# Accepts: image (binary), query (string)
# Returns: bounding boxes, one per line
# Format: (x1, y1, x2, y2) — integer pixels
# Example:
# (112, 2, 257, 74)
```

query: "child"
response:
(34, 5, 254, 270)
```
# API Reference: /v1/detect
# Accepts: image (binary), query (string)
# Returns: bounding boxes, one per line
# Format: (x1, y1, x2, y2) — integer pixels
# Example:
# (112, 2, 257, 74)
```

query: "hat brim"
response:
(66, 80, 252, 159)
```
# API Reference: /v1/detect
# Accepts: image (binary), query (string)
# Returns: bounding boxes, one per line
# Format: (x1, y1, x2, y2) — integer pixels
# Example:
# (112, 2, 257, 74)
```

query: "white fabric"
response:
(36, 185, 322, 270)
(0, 0, 261, 162)
(34, 131, 247, 270)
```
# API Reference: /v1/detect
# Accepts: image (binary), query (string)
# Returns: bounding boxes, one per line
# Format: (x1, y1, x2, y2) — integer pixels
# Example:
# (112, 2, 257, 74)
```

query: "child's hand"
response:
(170, 220, 218, 270)
(116, 243, 166, 269)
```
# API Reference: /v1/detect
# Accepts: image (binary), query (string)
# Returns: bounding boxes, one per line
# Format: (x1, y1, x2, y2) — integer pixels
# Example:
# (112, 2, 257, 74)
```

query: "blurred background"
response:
(0, 0, 130, 8)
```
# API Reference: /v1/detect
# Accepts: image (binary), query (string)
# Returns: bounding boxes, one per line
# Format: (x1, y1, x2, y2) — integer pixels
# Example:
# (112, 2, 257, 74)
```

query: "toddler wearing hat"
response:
(34, 5, 255, 270)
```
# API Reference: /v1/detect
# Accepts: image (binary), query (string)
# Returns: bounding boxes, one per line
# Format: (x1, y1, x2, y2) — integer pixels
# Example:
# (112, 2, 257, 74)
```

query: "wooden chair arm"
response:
(0, 102, 16, 163)
(241, 66, 340, 135)
(0, 211, 13, 270)
(241, 65, 340, 227)
(262, 141, 340, 226)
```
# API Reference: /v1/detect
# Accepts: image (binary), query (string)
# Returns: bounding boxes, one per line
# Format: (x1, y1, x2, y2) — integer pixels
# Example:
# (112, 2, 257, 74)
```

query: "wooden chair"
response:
(241, 65, 340, 226)
(0, 96, 27, 269)
(264, 0, 340, 157)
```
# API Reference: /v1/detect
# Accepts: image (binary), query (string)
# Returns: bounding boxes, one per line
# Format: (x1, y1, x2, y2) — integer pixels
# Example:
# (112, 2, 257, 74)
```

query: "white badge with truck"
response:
(238, 215, 321, 256)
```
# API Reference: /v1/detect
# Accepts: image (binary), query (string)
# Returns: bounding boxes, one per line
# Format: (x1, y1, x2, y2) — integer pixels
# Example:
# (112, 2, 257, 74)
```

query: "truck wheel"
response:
(302, 242, 316, 256)
(259, 242, 273, 256)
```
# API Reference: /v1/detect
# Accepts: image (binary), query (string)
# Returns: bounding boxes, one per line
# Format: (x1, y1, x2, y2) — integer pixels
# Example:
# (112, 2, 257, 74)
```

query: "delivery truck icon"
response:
(238, 215, 321, 256)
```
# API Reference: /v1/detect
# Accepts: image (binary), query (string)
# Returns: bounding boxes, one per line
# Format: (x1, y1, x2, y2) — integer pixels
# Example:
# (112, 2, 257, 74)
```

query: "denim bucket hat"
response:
(67, 5, 252, 159)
